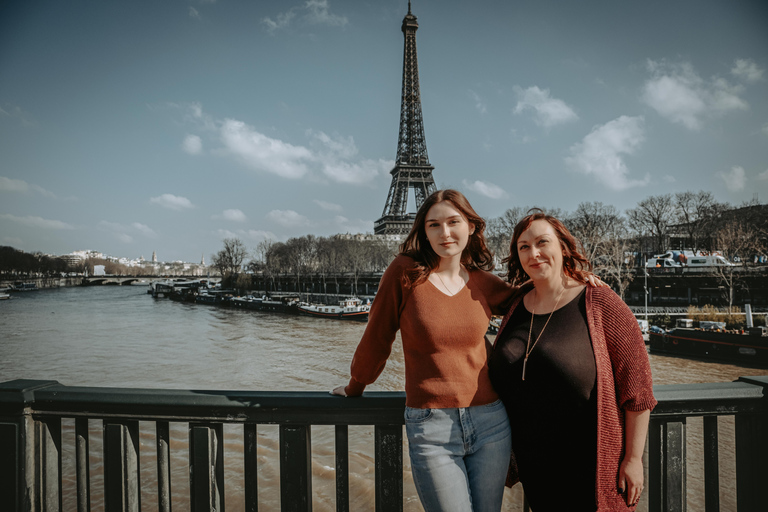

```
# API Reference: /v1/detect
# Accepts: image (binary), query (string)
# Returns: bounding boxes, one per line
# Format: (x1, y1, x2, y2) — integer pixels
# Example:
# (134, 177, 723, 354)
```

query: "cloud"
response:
(220, 119, 312, 179)
(731, 58, 764, 83)
(180, 104, 388, 185)
(469, 90, 487, 114)
(757, 169, 768, 181)
(246, 230, 277, 242)
(0, 103, 35, 127)
(213, 209, 247, 222)
(763, 123, 768, 137)
(262, 0, 347, 33)
(150, 193, 195, 211)
(308, 130, 385, 184)
(565, 115, 649, 190)
(462, 180, 507, 199)
(718, 166, 746, 192)
(0, 176, 56, 198)
(314, 199, 343, 212)
(267, 209, 310, 228)
(513, 86, 578, 128)
(182, 134, 202, 155)
(189, 7, 201, 19)
(642, 59, 748, 130)
(1, 214, 74, 230)
(663, 175, 677, 183)
(333, 215, 372, 234)
(98, 221, 158, 243)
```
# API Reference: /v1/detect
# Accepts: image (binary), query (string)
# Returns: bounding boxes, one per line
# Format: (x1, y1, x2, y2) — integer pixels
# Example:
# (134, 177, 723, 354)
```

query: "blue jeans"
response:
(405, 399, 512, 512)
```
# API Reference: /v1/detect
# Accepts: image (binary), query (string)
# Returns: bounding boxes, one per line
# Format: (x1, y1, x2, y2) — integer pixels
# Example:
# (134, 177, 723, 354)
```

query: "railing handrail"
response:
(2, 377, 766, 421)
(0, 379, 406, 424)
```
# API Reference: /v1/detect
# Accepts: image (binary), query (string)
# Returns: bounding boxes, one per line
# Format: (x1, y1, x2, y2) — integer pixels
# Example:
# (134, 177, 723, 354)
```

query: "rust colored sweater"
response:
(345, 254, 517, 408)
(496, 286, 657, 511)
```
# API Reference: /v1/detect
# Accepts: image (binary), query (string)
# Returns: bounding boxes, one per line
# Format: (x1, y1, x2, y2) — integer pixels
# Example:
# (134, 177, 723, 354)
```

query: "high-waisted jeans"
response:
(404, 399, 512, 512)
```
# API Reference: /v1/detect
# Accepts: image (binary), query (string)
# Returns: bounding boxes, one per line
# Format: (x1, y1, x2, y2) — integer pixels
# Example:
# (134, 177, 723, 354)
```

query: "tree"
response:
(567, 202, 623, 266)
(211, 238, 248, 286)
(626, 194, 675, 255)
(673, 191, 724, 253)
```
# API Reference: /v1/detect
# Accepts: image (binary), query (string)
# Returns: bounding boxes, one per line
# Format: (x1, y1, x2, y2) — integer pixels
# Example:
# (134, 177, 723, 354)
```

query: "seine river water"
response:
(2, 285, 766, 511)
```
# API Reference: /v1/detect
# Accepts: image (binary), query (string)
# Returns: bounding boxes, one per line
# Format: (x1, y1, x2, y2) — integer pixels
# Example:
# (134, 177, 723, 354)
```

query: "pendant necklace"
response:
(435, 270, 460, 296)
(522, 286, 566, 381)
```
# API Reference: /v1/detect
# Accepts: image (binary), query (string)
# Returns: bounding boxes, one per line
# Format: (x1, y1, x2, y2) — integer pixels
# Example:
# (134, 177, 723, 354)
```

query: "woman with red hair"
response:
(488, 210, 656, 511)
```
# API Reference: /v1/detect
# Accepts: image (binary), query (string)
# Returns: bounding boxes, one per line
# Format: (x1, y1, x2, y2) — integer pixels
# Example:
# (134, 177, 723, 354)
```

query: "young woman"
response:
(332, 191, 600, 511)
(488, 210, 656, 511)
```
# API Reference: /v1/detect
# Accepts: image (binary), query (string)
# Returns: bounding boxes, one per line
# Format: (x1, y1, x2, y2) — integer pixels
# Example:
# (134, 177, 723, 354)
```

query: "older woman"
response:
(488, 210, 656, 511)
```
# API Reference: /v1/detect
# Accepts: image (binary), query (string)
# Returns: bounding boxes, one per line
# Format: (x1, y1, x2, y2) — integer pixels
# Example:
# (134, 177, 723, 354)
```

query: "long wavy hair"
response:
(400, 189, 494, 288)
(503, 209, 592, 285)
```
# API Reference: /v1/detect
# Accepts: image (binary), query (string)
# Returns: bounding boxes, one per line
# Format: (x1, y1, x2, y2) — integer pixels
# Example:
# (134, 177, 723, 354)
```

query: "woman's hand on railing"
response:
(330, 385, 348, 397)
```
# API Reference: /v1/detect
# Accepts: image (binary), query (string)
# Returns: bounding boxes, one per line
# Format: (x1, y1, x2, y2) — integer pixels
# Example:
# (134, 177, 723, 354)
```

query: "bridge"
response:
(1, 377, 766, 511)
(81, 275, 221, 286)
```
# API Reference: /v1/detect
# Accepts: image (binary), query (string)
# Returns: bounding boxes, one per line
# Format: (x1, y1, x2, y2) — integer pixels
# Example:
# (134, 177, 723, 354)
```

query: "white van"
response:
(637, 319, 649, 333)
(686, 255, 734, 267)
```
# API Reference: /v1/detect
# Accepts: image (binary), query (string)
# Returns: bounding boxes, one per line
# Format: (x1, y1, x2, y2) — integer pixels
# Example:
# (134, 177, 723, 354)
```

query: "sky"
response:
(1, 0, 767, 263)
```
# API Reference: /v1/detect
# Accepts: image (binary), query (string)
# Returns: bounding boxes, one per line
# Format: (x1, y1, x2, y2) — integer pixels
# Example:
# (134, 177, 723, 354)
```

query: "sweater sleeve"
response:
(345, 255, 409, 396)
(599, 289, 658, 412)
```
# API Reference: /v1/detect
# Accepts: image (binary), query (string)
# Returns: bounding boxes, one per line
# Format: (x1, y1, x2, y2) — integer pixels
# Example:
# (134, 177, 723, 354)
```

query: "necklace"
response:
(435, 270, 461, 296)
(522, 286, 566, 381)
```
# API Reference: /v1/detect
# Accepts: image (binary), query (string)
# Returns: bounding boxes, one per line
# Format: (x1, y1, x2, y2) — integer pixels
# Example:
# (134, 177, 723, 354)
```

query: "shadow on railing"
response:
(1, 377, 766, 512)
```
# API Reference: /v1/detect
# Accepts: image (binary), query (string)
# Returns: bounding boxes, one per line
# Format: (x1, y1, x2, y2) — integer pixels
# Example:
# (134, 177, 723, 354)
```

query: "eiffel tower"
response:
(374, 1, 437, 236)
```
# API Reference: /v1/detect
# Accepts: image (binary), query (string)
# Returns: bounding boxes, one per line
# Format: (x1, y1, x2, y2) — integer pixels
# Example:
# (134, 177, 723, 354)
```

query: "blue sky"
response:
(1, 0, 767, 263)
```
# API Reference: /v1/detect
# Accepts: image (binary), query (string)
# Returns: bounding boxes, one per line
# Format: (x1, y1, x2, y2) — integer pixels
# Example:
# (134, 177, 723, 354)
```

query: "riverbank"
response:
(0, 276, 82, 290)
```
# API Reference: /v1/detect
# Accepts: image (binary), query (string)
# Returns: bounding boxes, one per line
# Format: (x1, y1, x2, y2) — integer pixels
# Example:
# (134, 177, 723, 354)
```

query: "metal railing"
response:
(1, 377, 766, 512)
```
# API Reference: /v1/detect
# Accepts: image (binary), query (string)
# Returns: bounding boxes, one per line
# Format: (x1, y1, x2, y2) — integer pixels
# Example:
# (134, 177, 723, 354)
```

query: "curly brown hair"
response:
(503, 209, 592, 285)
(400, 189, 494, 287)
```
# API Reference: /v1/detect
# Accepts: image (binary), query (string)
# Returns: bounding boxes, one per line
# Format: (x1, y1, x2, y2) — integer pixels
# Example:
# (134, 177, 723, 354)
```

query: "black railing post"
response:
(735, 377, 768, 512)
(648, 417, 686, 512)
(374, 424, 403, 512)
(189, 423, 225, 512)
(702, 415, 719, 512)
(0, 421, 19, 511)
(75, 417, 91, 512)
(104, 420, 141, 512)
(156, 421, 172, 512)
(0, 379, 60, 512)
(280, 424, 313, 511)
(335, 425, 349, 512)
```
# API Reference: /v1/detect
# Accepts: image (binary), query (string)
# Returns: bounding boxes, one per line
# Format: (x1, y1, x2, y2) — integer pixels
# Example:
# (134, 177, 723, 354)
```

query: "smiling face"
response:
(516, 219, 565, 283)
(424, 201, 475, 262)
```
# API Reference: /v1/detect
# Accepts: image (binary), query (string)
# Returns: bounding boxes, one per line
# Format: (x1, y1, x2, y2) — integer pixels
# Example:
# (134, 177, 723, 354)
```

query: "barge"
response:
(649, 324, 768, 368)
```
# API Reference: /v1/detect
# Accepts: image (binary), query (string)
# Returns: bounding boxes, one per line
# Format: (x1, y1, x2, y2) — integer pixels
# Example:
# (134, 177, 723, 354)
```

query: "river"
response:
(2, 286, 766, 511)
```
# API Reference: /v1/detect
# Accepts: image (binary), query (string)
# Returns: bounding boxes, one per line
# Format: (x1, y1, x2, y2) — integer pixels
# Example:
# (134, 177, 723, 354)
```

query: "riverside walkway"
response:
(1, 377, 766, 512)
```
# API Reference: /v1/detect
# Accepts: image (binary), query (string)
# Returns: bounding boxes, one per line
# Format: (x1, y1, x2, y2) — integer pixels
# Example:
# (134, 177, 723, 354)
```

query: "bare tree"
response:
(211, 238, 248, 286)
(567, 202, 623, 266)
(673, 191, 725, 253)
(626, 194, 675, 254)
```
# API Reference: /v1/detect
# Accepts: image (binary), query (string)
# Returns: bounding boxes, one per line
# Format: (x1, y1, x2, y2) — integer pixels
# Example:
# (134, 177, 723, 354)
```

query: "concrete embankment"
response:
(0, 276, 82, 290)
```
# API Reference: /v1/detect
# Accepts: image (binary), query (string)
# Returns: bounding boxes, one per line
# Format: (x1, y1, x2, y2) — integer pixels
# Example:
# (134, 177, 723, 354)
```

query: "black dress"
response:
(488, 289, 598, 511)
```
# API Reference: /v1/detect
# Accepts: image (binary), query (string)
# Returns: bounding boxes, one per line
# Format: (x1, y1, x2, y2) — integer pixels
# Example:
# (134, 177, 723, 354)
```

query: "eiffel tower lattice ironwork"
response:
(374, 1, 437, 236)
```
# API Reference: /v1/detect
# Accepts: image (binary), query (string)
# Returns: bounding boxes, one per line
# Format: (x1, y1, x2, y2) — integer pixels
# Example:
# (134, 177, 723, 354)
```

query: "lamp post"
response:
(644, 257, 649, 322)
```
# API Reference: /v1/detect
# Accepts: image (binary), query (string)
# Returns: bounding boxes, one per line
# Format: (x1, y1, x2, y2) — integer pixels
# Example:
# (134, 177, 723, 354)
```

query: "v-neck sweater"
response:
(345, 254, 517, 408)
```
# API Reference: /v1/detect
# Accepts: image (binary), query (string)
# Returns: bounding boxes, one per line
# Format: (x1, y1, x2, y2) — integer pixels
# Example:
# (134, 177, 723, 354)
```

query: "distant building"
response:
(152, 251, 157, 263)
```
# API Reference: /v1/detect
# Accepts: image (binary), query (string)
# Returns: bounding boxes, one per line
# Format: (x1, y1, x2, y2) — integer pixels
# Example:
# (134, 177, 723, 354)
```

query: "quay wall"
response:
(0, 276, 82, 290)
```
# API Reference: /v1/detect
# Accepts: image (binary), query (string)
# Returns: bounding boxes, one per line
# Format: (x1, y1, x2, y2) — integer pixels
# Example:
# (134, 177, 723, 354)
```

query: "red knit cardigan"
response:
(495, 286, 657, 511)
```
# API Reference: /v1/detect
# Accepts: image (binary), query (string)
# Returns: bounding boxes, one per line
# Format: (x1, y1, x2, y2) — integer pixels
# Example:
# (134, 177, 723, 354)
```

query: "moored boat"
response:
(649, 325, 768, 368)
(297, 297, 370, 321)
